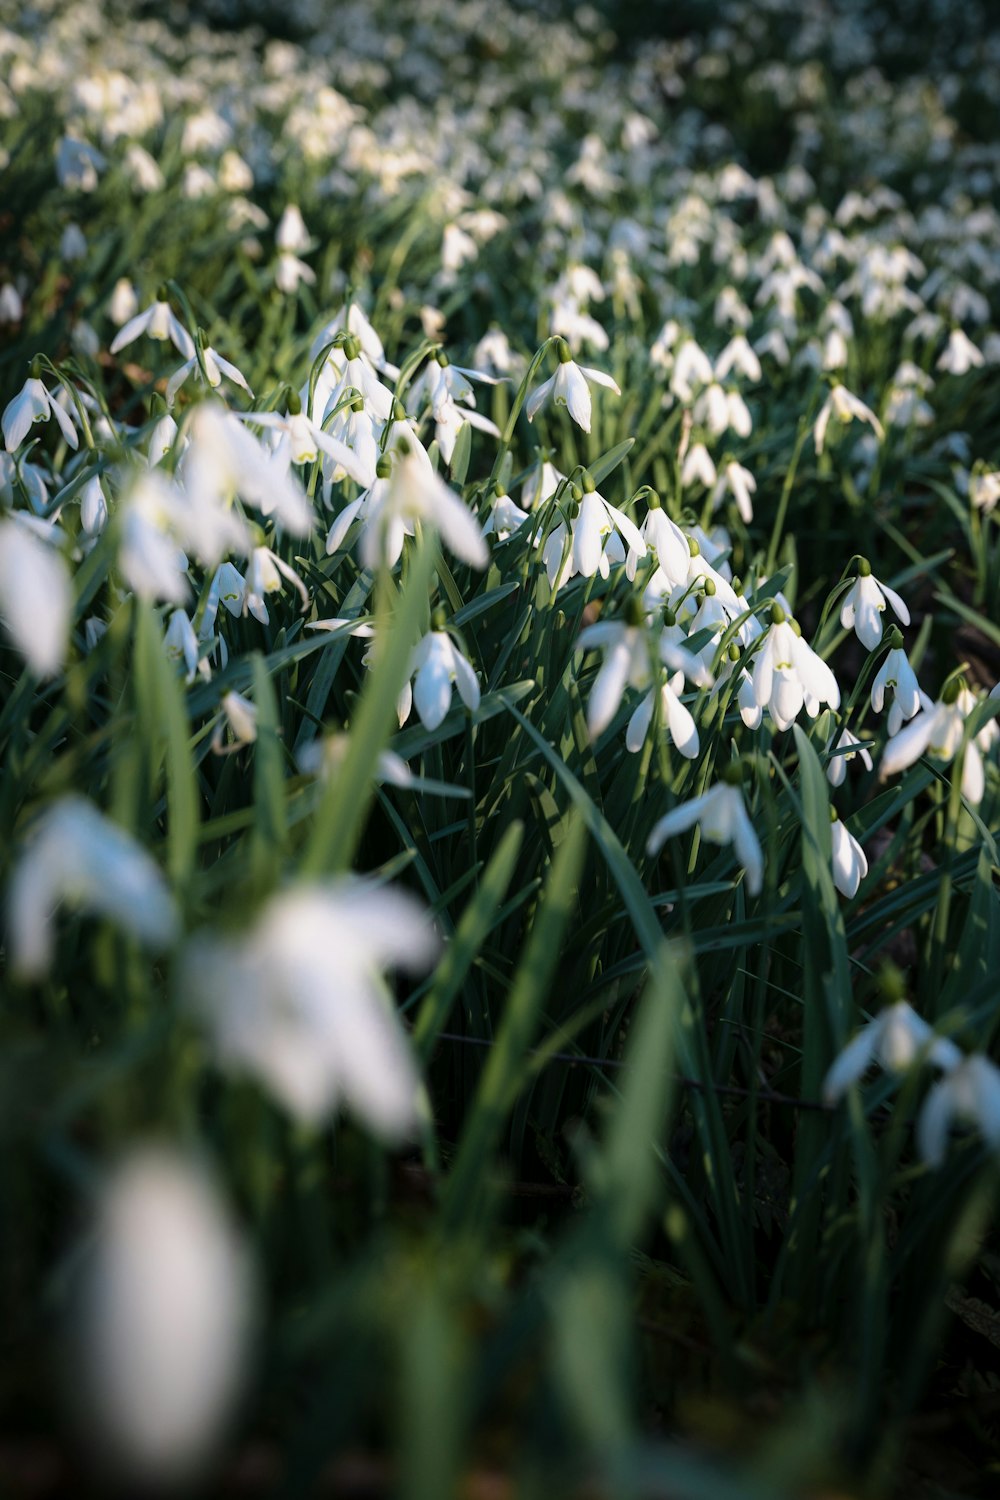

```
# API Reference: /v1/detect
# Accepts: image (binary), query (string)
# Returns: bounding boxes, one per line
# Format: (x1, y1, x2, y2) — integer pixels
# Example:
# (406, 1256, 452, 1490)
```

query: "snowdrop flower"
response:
(244, 547, 309, 623)
(0, 517, 72, 676)
(297, 735, 414, 790)
(576, 603, 655, 741)
(181, 402, 312, 539)
(403, 625, 480, 732)
(525, 345, 620, 434)
(669, 338, 714, 403)
(647, 769, 763, 896)
(880, 679, 988, 804)
(147, 412, 179, 466)
(76, 1149, 253, 1485)
(840, 560, 910, 650)
(123, 143, 165, 193)
(625, 496, 689, 584)
(238, 398, 371, 484)
(275, 204, 311, 253)
(826, 726, 874, 787)
(0, 283, 23, 323)
(680, 442, 717, 490)
(56, 134, 105, 191)
(871, 639, 922, 736)
(813, 384, 884, 455)
(164, 609, 208, 683)
(936, 328, 984, 376)
(212, 692, 258, 754)
(558, 475, 646, 583)
(3, 376, 78, 451)
(482, 487, 532, 544)
(117, 472, 190, 604)
(714, 335, 760, 382)
(275, 253, 316, 295)
(79, 475, 108, 538)
(969, 470, 1000, 513)
(752, 605, 841, 731)
(830, 813, 868, 898)
(184, 881, 438, 1135)
(166, 343, 253, 407)
(712, 461, 756, 524)
(109, 295, 194, 360)
(822, 1001, 961, 1105)
(918, 1055, 1000, 1168)
(350, 443, 488, 572)
(7, 797, 178, 978)
(0, 451, 48, 512)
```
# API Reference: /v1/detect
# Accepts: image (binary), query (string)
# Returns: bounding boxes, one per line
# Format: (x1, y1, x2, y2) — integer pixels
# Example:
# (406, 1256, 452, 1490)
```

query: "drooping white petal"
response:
(0, 519, 72, 676)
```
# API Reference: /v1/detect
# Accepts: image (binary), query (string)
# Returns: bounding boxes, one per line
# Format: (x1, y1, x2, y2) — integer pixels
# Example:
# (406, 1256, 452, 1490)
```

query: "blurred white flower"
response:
(823, 1001, 961, 1105)
(212, 690, 258, 753)
(8, 797, 178, 978)
(77, 1149, 253, 1485)
(56, 134, 105, 191)
(712, 461, 756, 524)
(936, 328, 984, 376)
(185, 881, 438, 1134)
(918, 1055, 1000, 1168)
(813, 384, 884, 454)
(880, 684, 989, 804)
(0, 517, 72, 677)
(166, 345, 253, 407)
(647, 776, 763, 896)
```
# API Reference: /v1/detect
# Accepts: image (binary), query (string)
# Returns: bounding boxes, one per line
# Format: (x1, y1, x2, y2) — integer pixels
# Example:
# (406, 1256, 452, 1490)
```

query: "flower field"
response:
(1, 0, 1000, 1492)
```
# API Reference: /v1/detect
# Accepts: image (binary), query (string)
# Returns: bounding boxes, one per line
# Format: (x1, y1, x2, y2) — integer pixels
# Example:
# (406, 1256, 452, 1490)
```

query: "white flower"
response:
(7, 797, 178, 978)
(680, 442, 717, 490)
(0, 518, 72, 677)
(166, 345, 253, 407)
(525, 351, 620, 434)
(181, 402, 312, 539)
(918, 1055, 1000, 1168)
(275, 204, 311, 253)
(117, 472, 191, 604)
(164, 609, 208, 683)
(647, 777, 763, 896)
(482, 489, 532, 543)
(3, 376, 79, 451)
(184, 881, 438, 1134)
(403, 629, 480, 732)
(871, 644, 922, 736)
(840, 564, 910, 650)
(826, 727, 874, 787)
(109, 298, 194, 360)
(77, 1149, 253, 1484)
(576, 617, 653, 741)
(212, 691, 258, 753)
(831, 816, 868, 898)
(879, 685, 988, 804)
(936, 328, 984, 376)
(969, 470, 1000, 513)
(712, 461, 756, 524)
(822, 1001, 961, 1105)
(752, 611, 841, 731)
(353, 444, 489, 572)
(813, 384, 884, 454)
(56, 134, 105, 191)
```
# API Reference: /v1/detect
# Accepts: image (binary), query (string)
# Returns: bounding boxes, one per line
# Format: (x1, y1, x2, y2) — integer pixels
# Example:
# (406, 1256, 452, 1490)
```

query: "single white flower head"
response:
(647, 772, 763, 896)
(184, 881, 438, 1135)
(831, 814, 868, 898)
(839, 560, 910, 650)
(404, 626, 481, 732)
(0, 517, 72, 676)
(8, 797, 178, 979)
(823, 1001, 961, 1105)
(525, 346, 620, 435)
(75, 1148, 253, 1485)
(918, 1055, 1000, 1168)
